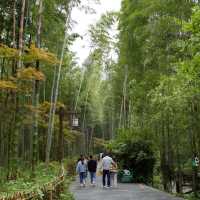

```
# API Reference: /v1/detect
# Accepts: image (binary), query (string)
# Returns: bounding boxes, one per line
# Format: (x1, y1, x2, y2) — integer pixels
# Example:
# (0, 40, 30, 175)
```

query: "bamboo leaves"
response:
(23, 44, 59, 65)
(0, 44, 58, 65)
(0, 80, 17, 90)
(17, 67, 45, 81)
(0, 44, 18, 59)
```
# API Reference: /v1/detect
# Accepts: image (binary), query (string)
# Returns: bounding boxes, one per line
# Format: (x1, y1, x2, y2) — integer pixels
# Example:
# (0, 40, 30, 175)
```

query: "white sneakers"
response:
(83, 181, 86, 187)
(103, 185, 111, 189)
(80, 180, 86, 187)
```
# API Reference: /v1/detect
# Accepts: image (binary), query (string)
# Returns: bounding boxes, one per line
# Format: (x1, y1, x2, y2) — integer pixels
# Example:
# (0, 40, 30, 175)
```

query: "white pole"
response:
(45, 4, 72, 164)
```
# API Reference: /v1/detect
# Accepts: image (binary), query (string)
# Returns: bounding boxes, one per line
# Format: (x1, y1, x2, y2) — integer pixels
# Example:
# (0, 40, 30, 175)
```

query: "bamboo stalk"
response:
(18, 0, 26, 69)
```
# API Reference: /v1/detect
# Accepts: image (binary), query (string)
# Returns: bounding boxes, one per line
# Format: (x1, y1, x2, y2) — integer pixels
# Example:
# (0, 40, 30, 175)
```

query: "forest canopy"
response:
(1, 0, 200, 199)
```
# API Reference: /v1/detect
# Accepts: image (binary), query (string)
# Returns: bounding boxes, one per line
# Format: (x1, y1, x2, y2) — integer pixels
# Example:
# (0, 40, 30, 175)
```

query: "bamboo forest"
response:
(1, 0, 200, 199)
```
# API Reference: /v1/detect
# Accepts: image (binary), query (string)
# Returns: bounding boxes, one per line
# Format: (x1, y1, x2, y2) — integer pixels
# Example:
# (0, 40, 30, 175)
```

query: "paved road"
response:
(70, 176, 183, 200)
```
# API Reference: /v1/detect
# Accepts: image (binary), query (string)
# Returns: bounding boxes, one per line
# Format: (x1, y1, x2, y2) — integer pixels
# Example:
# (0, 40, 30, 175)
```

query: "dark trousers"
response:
(103, 170, 111, 186)
(79, 172, 86, 184)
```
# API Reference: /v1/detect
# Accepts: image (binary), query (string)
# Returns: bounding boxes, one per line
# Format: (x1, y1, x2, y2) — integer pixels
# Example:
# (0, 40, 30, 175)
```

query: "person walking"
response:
(87, 155, 97, 186)
(102, 153, 116, 188)
(76, 157, 87, 187)
(84, 156, 89, 181)
(110, 157, 118, 187)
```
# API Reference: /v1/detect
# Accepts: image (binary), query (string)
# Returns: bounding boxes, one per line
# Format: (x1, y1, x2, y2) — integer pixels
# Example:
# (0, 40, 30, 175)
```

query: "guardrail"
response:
(175, 170, 200, 193)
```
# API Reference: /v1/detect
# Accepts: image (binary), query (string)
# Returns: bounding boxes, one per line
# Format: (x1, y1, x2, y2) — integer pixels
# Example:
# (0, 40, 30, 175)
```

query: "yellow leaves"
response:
(0, 43, 59, 65)
(39, 101, 65, 113)
(24, 105, 38, 112)
(23, 44, 59, 64)
(39, 101, 51, 113)
(17, 67, 45, 81)
(0, 80, 17, 90)
(0, 43, 18, 58)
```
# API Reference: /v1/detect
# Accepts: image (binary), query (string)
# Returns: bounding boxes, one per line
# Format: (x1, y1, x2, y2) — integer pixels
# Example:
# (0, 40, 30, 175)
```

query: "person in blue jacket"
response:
(76, 157, 87, 187)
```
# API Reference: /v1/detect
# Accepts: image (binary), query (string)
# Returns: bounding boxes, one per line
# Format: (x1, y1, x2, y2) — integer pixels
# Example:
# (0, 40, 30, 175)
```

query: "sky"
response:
(70, 0, 122, 65)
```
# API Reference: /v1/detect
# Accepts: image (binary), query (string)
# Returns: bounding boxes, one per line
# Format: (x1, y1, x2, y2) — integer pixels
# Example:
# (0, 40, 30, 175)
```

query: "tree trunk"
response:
(18, 0, 26, 68)
(58, 107, 64, 163)
(13, 0, 16, 48)
(190, 102, 198, 196)
(175, 128, 183, 194)
(161, 118, 170, 192)
(32, 0, 43, 173)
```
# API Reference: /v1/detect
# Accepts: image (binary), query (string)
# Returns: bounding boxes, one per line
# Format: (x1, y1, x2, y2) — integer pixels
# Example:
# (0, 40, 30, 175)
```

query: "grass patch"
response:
(0, 162, 74, 199)
(60, 178, 75, 200)
(184, 192, 200, 200)
(153, 175, 163, 190)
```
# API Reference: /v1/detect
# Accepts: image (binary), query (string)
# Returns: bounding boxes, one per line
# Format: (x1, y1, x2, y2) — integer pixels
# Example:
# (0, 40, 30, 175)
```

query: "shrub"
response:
(64, 158, 77, 176)
(107, 133, 156, 184)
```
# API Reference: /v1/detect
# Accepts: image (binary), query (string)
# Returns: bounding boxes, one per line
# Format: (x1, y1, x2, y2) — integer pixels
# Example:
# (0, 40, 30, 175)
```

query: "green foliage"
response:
(0, 163, 58, 197)
(2, 0, 200, 195)
(0, 162, 75, 200)
(184, 192, 200, 200)
(107, 130, 156, 184)
(64, 158, 77, 176)
(60, 177, 75, 200)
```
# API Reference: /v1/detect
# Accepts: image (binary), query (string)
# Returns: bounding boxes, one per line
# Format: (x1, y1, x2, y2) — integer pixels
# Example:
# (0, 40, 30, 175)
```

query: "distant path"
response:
(70, 176, 183, 200)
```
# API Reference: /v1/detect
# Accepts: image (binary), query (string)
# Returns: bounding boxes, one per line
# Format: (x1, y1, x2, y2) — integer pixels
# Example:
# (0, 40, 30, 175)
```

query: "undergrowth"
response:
(0, 160, 75, 199)
(60, 178, 75, 200)
(184, 192, 200, 200)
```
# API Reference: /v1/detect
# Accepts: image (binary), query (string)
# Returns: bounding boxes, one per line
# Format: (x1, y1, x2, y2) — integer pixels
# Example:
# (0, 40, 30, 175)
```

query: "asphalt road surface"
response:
(70, 176, 183, 200)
